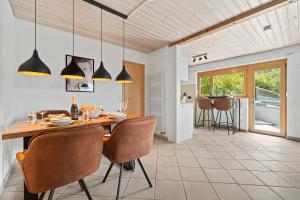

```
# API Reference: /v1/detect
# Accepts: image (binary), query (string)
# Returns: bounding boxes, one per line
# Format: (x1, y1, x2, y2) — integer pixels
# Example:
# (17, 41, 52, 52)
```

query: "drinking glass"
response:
(39, 109, 47, 121)
(89, 110, 95, 121)
(83, 110, 89, 122)
(27, 112, 37, 125)
(120, 97, 128, 113)
(39, 109, 47, 128)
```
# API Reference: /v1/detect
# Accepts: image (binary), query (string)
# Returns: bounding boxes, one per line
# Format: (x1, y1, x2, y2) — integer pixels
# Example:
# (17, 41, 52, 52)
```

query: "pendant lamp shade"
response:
(18, 0, 51, 77)
(116, 19, 132, 83)
(60, 0, 85, 79)
(92, 9, 112, 81)
(61, 56, 85, 79)
(93, 61, 112, 81)
(18, 49, 51, 77)
(116, 65, 132, 83)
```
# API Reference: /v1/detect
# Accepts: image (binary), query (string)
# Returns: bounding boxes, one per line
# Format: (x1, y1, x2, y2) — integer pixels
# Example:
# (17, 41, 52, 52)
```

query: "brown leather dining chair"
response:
(16, 125, 104, 200)
(36, 110, 70, 119)
(213, 97, 234, 135)
(101, 117, 157, 200)
(197, 96, 215, 131)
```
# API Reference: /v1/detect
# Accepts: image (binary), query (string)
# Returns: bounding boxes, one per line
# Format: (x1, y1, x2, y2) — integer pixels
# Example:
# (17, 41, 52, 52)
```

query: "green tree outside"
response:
(199, 69, 280, 97)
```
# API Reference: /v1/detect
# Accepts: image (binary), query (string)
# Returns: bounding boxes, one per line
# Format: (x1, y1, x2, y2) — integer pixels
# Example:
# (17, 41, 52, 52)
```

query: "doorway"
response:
(123, 60, 145, 117)
(248, 60, 287, 137)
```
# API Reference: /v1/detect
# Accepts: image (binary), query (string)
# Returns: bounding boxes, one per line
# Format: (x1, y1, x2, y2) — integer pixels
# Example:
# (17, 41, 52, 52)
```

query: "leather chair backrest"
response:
(22, 125, 104, 193)
(105, 117, 156, 163)
(214, 98, 233, 111)
(198, 98, 213, 110)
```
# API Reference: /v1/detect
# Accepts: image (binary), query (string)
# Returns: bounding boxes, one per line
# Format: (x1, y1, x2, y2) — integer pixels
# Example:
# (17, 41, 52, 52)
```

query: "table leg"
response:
(23, 137, 39, 200)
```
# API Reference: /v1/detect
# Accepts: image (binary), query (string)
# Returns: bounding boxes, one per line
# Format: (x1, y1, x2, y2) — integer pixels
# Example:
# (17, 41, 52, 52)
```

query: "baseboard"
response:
(0, 160, 16, 195)
(286, 136, 300, 142)
(154, 132, 168, 140)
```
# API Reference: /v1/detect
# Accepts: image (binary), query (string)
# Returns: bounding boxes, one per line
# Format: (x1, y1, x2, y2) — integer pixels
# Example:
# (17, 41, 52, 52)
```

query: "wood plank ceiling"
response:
(9, 0, 300, 65)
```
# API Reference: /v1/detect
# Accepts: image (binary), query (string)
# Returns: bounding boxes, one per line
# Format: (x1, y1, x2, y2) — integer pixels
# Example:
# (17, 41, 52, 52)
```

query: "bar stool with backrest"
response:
(101, 117, 157, 200)
(16, 125, 104, 200)
(213, 97, 234, 135)
(197, 96, 215, 131)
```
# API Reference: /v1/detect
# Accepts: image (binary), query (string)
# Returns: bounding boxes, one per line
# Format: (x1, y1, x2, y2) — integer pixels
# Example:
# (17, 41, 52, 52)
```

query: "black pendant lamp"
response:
(116, 20, 132, 84)
(18, 0, 51, 77)
(93, 9, 112, 81)
(61, 0, 85, 79)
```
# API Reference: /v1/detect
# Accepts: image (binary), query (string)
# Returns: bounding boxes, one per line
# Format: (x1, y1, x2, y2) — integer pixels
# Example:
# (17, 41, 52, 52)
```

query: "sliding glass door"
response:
(248, 60, 287, 137)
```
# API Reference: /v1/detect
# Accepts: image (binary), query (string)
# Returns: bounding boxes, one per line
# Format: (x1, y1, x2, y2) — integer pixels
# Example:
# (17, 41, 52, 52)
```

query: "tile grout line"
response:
(173, 144, 189, 200)
(191, 137, 222, 200)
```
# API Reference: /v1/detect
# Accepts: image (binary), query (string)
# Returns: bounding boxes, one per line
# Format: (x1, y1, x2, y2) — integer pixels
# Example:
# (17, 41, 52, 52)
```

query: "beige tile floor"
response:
(1, 127, 300, 200)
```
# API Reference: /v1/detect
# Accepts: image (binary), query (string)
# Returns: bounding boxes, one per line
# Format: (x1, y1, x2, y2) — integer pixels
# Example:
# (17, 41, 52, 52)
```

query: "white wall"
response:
(0, 0, 22, 193)
(286, 52, 300, 138)
(148, 46, 177, 142)
(147, 46, 190, 143)
(13, 19, 148, 119)
(189, 44, 300, 138)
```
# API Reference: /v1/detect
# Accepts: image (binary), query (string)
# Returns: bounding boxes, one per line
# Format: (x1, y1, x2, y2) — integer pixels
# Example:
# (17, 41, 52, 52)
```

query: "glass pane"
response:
(213, 72, 245, 96)
(200, 76, 211, 95)
(254, 68, 280, 133)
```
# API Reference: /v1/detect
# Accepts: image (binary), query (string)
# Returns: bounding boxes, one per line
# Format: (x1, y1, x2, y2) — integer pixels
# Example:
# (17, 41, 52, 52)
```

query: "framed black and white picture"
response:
(65, 55, 94, 92)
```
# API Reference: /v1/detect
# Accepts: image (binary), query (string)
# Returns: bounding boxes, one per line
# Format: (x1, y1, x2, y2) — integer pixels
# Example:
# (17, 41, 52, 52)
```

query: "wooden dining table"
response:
(2, 115, 138, 200)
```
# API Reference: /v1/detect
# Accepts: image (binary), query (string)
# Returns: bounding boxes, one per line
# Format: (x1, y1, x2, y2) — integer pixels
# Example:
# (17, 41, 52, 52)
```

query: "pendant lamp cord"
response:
(73, 0, 75, 56)
(101, 9, 103, 61)
(123, 19, 125, 65)
(34, 0, 37, 50)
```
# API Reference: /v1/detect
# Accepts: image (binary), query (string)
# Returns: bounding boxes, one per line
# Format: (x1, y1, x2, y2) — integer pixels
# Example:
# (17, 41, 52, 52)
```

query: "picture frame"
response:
(65, 55, 95, 92)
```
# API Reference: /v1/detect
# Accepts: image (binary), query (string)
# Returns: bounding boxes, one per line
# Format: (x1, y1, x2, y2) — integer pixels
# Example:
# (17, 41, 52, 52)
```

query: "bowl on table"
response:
(45, 114, 66, 121)
(100, 111, 110, 116)
(89, 110, 101, 119)
(47, 116, 73, 127)
(109, 112, 126, 121)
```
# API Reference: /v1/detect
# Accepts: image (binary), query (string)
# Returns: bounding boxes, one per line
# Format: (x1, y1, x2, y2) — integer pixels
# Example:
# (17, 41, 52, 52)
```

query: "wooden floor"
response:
(1, 128, 300, 200)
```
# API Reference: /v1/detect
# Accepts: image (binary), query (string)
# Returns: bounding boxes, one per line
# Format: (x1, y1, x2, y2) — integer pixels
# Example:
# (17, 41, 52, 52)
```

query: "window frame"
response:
(197, 66, 248, 98)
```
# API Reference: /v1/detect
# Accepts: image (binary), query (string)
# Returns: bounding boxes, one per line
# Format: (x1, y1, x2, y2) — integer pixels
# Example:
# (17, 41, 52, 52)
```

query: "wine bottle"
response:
(70, 96, 79, 120)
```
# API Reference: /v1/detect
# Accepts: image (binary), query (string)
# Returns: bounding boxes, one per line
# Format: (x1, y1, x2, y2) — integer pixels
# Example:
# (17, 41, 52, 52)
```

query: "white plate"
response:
(46, 120, 74, 127)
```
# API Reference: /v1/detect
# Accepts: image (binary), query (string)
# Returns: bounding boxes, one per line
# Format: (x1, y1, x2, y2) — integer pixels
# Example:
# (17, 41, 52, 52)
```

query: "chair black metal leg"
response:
(229, 110, 235, 134)
(202, 110, 205, 126)
(208, 109, 210, 132)
(78, 179, 93, 200)
(102, 162, 114, 183)
(137, 158, 152, 187)
(39, 192, 46, 200)
(197, 109, 202, 127)
(47, 190, 55, 200)
(225, 111, 229, 135)
(213, 111, 219, 132)
(78, 180, 84, 191)
(218, 111, 222, 129)
(211, 109, 216, 124)
(116, 163, 123, 200)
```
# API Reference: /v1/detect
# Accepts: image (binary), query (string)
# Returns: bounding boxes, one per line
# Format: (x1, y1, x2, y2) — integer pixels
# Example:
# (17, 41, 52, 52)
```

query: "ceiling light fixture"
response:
(263, 25, 272, 32)
(92, 9, 112, 81)
(61, 0, 85, 79)
(116, 20, 132, 84)
(18, 0, 51, 77)
(191, 53, 208, 63)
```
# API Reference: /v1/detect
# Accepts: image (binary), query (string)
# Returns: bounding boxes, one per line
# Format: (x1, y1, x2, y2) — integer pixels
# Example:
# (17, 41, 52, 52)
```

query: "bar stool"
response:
(213, 97, 234, 135)
(197, 97, 215, 131)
